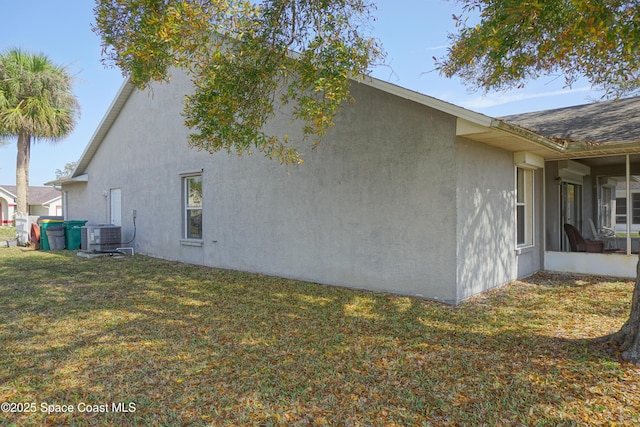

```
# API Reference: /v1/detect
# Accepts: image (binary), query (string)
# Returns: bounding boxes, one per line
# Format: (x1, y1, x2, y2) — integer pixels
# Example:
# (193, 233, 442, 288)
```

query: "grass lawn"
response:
(1, 248, 639, 426)
(0, 226, 16, 242)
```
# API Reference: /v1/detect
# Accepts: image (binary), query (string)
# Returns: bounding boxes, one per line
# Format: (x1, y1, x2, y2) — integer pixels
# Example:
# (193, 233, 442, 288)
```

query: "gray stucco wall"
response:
(454, 138, 517, 302)
(65, 71, 461, 302)
(455, 140, 545, 301)
(516, 169, 544, 278)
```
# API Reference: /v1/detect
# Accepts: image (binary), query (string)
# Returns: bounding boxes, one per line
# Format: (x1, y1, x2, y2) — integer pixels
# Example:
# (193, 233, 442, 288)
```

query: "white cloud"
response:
(458, 86, 593, 110)
(424, 45, 448, 51)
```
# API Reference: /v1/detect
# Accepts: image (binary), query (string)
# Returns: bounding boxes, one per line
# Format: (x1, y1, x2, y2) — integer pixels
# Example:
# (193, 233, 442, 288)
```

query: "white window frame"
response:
(516, 167, 534, 248)
(182, 173, 203, 242)
(599, 183, 613, 229)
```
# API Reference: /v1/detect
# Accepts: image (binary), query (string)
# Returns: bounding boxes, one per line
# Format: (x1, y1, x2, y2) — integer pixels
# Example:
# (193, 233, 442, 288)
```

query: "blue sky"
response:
(0, 1, 604, 186)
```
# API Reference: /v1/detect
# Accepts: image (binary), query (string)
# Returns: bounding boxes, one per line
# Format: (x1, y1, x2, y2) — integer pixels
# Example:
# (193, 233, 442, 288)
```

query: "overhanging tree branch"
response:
(92, 0, 384, 165)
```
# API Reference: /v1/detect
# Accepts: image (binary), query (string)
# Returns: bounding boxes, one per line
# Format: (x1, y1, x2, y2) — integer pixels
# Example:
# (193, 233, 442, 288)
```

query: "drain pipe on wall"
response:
(116, 209, 137, 255)
(91, 210, 137, 256)
(626, 154, 631, 256)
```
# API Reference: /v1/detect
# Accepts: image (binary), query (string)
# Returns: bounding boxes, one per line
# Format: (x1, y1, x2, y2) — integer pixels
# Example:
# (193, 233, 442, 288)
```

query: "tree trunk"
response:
(15, 131, 31, 216)
(599, 257, 640, 365)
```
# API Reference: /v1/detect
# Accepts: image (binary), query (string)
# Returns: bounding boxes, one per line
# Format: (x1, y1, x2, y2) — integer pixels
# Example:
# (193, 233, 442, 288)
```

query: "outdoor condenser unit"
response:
(81, 225, 122, 251)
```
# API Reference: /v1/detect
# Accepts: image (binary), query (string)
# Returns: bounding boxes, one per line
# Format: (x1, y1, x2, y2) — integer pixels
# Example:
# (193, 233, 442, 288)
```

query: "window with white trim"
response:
(516, 167, 534, 247)
(616, 193, 640, 225)
(183, 174, 202, 240)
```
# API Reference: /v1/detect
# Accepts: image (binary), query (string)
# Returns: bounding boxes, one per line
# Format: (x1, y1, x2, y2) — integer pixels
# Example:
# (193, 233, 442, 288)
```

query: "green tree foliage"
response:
(0, 49, 79, 215)
(55, 161, 78, 180)
(93, 0, 383, 164)
(438, 0, 640, 97)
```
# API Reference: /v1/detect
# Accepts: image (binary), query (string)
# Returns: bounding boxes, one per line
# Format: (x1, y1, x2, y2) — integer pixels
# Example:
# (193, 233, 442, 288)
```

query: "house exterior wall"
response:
(30, 199, 62, 217)
(1, 199, 11, 225)
(65, 72, 462, 302)
(0, 189, 61, 224)
(62, 184, 93, 222)
(30, 205, 49, 217)
(0, 192, 15, 225)
(455, 138, 518, 301)
(517, 169, 544, 278)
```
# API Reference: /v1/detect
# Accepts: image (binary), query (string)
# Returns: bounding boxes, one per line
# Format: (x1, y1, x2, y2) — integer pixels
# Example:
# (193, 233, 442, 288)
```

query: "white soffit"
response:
(457, 118, 490, 136)
(558, 159, 591, 176)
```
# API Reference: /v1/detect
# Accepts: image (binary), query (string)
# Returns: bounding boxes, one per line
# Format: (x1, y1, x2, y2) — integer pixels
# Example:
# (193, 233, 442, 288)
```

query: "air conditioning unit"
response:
(81, 225, 121, 251)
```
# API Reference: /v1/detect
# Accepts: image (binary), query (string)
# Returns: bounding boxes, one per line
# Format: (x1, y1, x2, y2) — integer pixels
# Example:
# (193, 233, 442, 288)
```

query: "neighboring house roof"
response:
(0, 185, 61, 205)
(501, 96, 640, 158)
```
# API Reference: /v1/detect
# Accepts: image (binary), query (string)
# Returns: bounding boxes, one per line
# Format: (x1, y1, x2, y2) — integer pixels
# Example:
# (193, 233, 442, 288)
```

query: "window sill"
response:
(180, 239, 204, 247)
(515, 245, 535, 255)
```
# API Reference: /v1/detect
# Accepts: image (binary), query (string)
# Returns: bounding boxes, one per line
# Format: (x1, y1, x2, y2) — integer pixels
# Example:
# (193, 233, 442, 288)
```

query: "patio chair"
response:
(563, 223, 605, 253)
(587, 218, 617, 249)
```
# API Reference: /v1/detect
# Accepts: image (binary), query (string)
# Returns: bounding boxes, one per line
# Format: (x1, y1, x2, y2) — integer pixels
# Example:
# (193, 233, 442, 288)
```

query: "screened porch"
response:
(544, 154, 640, 278)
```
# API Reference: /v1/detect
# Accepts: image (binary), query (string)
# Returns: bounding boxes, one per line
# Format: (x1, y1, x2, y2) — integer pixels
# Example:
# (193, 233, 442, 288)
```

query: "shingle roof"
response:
(0, 185, 61, 205)
(500, 96, 640, 144)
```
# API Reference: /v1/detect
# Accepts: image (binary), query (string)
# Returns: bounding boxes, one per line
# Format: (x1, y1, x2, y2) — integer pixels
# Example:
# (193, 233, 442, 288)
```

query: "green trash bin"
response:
(64, 220, 88, 250)
(38, 217, 64, 250)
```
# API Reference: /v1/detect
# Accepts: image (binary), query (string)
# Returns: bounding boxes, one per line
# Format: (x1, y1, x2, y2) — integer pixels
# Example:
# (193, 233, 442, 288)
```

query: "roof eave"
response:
(41, 195, 62, 205)
(44, 174, 89, 187)
(0, 187, 17, 198)
(490, 119, 568, 153)
(548, 140, 640, 160)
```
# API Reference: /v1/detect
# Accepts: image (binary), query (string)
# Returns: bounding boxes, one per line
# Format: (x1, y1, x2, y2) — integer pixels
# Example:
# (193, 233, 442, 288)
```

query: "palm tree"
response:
(0, 49, 79, 215)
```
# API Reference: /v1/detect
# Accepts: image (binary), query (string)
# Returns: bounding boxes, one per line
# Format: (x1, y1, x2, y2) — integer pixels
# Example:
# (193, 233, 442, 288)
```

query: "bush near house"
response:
(0, 248, 638, 426)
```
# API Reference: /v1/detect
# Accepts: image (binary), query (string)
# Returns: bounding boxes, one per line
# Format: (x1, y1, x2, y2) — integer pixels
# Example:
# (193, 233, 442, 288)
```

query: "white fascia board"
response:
(491, 119, 568, 153)
(44, 174, 89, 187)
(41, 195, 62, 206)
(0, 187, 17, 199)
(358, 77, 494, 127)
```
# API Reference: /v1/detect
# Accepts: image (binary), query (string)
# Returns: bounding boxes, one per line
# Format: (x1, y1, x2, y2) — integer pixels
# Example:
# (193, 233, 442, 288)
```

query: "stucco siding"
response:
(516, 169, 544, 278)
(455, 138, 516, 302)
(202, 82, 459, 301)
(64, 72, 460, 302)
(64, 183, 93, 223)
(75, 73, 204, 259)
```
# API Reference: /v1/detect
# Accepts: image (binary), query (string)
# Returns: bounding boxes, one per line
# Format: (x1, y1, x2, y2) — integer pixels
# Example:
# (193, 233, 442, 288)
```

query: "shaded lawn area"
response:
(1, 248, 639, 426)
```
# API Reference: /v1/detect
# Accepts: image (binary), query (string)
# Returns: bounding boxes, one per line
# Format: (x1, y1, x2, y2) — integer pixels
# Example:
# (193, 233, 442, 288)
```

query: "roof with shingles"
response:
(500, 96, 640, 145)
(0, 185, 61, 205)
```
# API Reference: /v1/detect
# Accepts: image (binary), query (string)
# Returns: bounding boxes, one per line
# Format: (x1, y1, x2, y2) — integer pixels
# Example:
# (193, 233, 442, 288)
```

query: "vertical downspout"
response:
(627, 154, 631, 255)
(62, 191, 68, 221)
(541, 164, 546, 268)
